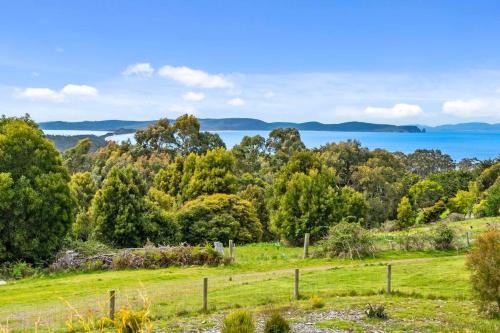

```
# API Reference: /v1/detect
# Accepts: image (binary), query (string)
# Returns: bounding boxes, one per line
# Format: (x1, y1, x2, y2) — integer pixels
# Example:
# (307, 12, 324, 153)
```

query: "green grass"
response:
(0, 217, 499, 332)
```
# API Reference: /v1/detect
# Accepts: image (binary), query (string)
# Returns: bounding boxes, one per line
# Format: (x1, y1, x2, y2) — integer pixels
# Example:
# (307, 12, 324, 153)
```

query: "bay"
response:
(105, 130, 500, 161)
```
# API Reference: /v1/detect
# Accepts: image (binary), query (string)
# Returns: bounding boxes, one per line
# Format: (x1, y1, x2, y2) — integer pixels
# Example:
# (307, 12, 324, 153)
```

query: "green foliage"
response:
(90, 165, 179, 247)
(431, 223, 455, 250)
(482, 178, 500, 217)
(396, 196, 416, 229)
(409, 179, 444, 209)
(232, 135, 266, 176)
(0, 261, 39, 280)
(271, 167, 341, 244)
(417, 200, 447, 224)
(466, 229, 500, 315)
(176, 194, 262, 244)
(428, 169, 474, 198)
(238, 180, 272, 240)
(365, 304, 388, 319)
(265, 128, 305, 172)
(406, 149, 455, 177)
(69, 172, 97, 240)
(0, 117, 73, 263)
(476, 162, 500, 191)
(448, 190, 476, 215)
(263, 313, 290, 333)
(339, 187, 367, 221)
(221, 310, 255, 333)
(62, 138, 93, 174)
(318, 222, 375, 258)
(182, 148, 237, 201)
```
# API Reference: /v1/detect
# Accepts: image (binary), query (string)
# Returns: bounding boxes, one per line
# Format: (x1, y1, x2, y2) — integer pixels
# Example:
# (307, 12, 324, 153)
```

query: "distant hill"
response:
(418, 122, 500, 132)
(40, 118, 423, 133)
(47, 134, 109, 152)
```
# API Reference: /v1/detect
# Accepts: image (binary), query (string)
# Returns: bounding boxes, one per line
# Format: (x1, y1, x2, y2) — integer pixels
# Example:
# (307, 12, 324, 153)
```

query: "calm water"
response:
(106, 130, 500, 160)
(44, 130, 500, 160)
(44, 129, 111, 136)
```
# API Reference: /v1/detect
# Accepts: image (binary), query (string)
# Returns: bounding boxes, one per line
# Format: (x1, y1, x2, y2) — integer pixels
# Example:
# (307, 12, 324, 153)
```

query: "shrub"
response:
(396, 196, 415, 229)
(263, 313, 290, 333)
(482, 178, 500, 217)
(365, 304, 388, 319)
(396, 233, 430, 251)
(318, 222, 375, 259)
(417, 200, 447, 224)
(432, 223, 455, 250)
(466, 229, 500, 316)
(221, 310, 255, 333)
(114, 308, 151, 333)
(310, 295, 325, 309)
(176, 194, 262, 245)
(0, 261, 38, 280)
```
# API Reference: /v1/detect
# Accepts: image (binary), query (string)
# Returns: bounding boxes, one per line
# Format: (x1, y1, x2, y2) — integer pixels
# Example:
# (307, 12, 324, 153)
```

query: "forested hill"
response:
(39, 118, 423, 133)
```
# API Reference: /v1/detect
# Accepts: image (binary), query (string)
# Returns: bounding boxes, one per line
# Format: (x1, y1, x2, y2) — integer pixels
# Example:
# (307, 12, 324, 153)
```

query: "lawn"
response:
(0, 217, 499, 332)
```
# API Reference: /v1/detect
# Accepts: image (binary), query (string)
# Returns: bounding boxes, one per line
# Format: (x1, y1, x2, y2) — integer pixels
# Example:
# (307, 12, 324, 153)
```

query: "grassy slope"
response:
(1, 217, 499, 332)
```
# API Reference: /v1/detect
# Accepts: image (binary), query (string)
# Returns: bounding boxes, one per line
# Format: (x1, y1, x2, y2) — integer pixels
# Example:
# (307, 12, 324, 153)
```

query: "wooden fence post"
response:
(202, 277, 208, 312)
(303, 233, 310, 259)
(466, 232, 470, 247)
(109, 290, 116, 320)
(229, 240, 235, 260)
(294, 269, 300, 300)
(386, 264, 392, 294)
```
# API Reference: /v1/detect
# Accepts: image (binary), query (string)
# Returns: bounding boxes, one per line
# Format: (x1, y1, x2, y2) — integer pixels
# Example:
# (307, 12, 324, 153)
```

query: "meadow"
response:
(1, 217, 499, 332)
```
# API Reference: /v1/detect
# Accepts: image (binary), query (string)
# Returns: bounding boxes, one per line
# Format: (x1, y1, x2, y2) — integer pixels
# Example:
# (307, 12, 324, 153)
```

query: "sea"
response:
(43, 130, 500, 161)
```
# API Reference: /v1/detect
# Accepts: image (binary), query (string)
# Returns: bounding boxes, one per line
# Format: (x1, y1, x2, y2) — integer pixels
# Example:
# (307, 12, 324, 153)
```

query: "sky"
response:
(1, 0, 500, 125)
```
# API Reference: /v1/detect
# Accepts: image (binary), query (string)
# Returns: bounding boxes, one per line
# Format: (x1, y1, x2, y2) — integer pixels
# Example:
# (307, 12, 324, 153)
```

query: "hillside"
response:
(39, 118, 423, 133)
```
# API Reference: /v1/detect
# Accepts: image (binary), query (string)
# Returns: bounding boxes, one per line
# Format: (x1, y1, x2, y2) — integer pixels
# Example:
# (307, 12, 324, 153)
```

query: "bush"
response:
(365, 304, 388, 319)
(176, 194, 262, 245)
(396, 233, 430, 251)
(310, 295, 325, 309)
(0, 261, 38, 280)
(432, 223, 455, 250)
(466, 229, 500, 315)
(221, 310, 255, 333)
(483, 179, 500, 217)
(114, 308, 150, 333)
(396, 196, 415, 229)
(318, 222, 375, 259)
(263, 313, 290, 333)
(417, 200, 447, 224)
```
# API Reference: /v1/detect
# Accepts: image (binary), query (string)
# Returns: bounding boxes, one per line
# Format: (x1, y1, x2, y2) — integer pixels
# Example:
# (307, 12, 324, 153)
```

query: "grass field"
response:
(1, 217, 499, 332)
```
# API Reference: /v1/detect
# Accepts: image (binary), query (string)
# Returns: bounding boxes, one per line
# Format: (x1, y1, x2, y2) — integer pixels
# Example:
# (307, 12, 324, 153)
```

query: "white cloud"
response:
(182, 91, 205, 102)
(17, 88, 63, 102)
(16, 84, 98, 102)
(364, 103, 423, 118)
(442, 98, 498, 118)
(227, 98, 245, 106)
(60, 84, 98, 97)
(122, 63, 154, 77)
(158, 65, 233, 88)
(264, 91, 275, 98)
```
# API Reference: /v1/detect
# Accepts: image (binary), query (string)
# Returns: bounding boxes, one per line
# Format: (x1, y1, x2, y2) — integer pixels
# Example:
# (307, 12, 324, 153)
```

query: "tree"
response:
(448, 190, 476, 216)
(238, 176, 272, 240)
(408, 179, 444, 209)
(406, 149, 455, 177)
(183, 148, 237, 200)
(63, 138, 93, 174)
(176, 194, 262, 244)
(476, 163, 500, 191)
(69, 172, 97, 240)
(483, 178, 500, 216)
(232, 135, 266, 176)
(320, 140, 369, 186)
(90, 165, 179, 247)
(396, 196, 415, 229)
(265, 128, 305, 171)
(135, 118, 177, 156)
(0, 117, 73, 263)
(466, 229, 500, 314)
(428, 170, 474, 198)
(270, 168, 341, 244)
(338, 187, 366, 221)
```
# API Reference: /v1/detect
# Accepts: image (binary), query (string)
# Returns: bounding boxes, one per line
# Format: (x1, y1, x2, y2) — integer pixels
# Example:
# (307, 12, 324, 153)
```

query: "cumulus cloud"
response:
(442, 98, 498, 118)
(158, 65, 233, 88)
(122, 63, 154, 77)
(17, 88, 63, 102)
(227, 98, 245, 106)
(182, 91, 205, 102)
(60, 84, 98, 97)
(364, 103, 423, 118)
(17, 84, 98, 101)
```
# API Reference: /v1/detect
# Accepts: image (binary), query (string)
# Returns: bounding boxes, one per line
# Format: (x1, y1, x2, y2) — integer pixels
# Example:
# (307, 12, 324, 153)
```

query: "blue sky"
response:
(1, 0, 500, 124)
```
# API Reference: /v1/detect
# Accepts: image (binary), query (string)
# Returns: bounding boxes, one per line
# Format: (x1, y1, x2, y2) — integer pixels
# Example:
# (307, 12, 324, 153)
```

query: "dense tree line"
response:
(1, 115, 499, 263)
